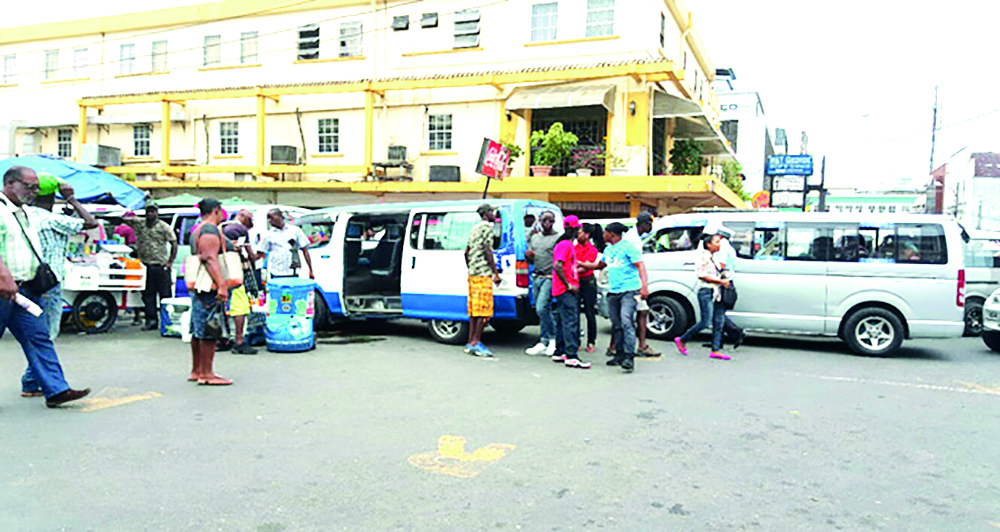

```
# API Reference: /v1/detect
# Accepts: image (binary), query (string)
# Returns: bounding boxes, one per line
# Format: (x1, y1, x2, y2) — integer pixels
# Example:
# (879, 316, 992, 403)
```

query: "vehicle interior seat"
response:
(371, 224, 404, 277)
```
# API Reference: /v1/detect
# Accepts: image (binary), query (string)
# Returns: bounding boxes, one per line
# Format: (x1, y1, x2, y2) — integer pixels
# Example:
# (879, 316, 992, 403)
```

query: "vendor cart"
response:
(62, 241, 148, 334)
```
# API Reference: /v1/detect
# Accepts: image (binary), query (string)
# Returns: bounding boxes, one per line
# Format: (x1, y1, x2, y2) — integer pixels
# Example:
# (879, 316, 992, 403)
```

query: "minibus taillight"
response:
(957, 269, 966, 307)
(516, 260, 530, 288)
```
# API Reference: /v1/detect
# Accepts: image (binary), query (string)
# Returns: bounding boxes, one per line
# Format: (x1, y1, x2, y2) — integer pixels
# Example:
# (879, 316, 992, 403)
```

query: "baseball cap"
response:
(197, 197, 223, 215)
(563, 215, 582, 228)
(476, 203, 494, 217)
(636, 212, 653, 224)
(36, 172, 64, 196)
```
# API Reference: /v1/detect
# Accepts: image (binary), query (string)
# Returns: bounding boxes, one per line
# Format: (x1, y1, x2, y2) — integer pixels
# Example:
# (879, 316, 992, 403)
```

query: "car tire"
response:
(963, 298, 984, 337)
(982, 331, 1000, 352)
(71, 291, 118, 335)
(490, 319, 526, 335)
(843, 307, 904, 356)
(645, 295, 688, 340)
(427, 319, 470, 345)
(313, 290, 330, 330)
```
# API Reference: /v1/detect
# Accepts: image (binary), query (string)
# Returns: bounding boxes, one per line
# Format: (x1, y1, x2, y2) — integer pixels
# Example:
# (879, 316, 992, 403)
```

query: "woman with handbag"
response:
(674, 232, 733, 360)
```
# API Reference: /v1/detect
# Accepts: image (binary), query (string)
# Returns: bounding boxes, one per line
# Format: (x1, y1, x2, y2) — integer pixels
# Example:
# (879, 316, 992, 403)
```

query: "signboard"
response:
(767, 155, 813, 176)
(771, 191, 804, 208)
(475, 138, 510, 180)
(772, 176, 806, 191)
(751, 190, 771, 209)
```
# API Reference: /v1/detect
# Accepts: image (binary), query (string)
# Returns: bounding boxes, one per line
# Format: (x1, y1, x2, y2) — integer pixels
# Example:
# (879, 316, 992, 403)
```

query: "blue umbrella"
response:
(0, 154, 146, 210)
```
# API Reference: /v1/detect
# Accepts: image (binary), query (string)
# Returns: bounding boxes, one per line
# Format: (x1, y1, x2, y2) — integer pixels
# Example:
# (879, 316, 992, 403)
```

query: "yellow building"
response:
(0, 0, 744, 215)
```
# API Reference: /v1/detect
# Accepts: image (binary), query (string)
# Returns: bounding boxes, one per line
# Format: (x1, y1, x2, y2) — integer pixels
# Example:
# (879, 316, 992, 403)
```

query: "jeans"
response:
(579, 276, 598, 346)
(680, 288, 726, 351)
(190, 292, 223, 340)
(3, 286, 71, 398)
(39, 284, 64, 340)
(143, 264, 173, 323)
(607, 290, 638, 363)
(553, 290, 580, 358)
(531, 276, 555, 343)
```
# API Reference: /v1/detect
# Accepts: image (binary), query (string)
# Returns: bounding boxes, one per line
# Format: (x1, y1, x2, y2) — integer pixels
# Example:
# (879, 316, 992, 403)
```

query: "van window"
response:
(966, 238, 1000, 268)
(178, 216, 198, 246)
(897, 223, 946, 264)
(786, 223, 830, 261)
(646, 226, 703, 253)
(722, 222, 753, 259)
(859, 223, 896, 262)
(753, 222, 784, 259)
(831, 225, 865, 262)
(416, 212, 502, 251)
(297, 218, 334, 248)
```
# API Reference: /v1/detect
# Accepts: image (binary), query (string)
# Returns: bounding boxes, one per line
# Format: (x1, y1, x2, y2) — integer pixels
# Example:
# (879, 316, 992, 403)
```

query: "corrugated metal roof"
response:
(81, 58, 673, 101)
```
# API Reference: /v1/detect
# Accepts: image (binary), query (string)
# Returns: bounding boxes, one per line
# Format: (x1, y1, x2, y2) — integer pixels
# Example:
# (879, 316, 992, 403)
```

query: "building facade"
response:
(806, 188, 922, 215)
(0, 0, 742, 213)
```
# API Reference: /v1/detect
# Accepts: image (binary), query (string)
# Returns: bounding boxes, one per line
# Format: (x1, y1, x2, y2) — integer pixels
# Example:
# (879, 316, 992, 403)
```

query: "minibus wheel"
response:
(982, 331, 1000, 352)
(428, 319, 469, 345)
(963, 298, 984, 337)
(646, 295, 687, 340)
(313, 290, 330, 330)
(843, 308, 904, 356)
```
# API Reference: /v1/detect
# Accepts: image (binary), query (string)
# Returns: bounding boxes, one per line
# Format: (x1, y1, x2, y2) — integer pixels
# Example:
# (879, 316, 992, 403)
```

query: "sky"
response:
(5, 0, 999, 190)
(691, 0, 1000, 189)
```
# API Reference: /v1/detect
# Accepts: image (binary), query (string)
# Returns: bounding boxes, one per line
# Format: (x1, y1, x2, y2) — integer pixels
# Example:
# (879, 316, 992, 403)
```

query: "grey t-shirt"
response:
(528, 232, 561, 276)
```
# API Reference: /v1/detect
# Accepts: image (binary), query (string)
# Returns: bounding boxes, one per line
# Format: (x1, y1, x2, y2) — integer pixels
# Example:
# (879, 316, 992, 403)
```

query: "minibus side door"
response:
(401, 209, 480, 320)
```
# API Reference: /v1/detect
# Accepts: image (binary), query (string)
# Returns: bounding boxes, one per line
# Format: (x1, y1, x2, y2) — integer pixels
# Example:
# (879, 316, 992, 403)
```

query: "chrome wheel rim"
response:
(967, 307, 983, 335)
(647, 301, 675, 336)
(855, 316, 894, 351)
(431, 320, 462, 339)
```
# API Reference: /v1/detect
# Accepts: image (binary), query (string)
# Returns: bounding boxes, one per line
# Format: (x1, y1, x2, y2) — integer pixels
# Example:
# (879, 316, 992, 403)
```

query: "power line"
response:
(861, 109, 1000, 144)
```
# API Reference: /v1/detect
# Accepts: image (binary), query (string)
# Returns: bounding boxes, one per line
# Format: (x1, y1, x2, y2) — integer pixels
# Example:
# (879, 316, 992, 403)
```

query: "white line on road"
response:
(786, 373, 1000, 397)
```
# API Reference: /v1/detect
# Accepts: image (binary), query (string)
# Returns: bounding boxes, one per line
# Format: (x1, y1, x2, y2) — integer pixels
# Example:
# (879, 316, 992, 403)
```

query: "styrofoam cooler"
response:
(265, 278, 316, 352)
(160, 297, 192, 338)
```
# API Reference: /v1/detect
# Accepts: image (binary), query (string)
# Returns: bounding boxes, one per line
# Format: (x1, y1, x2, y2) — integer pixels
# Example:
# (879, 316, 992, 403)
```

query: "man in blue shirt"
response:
(597, 222, 649, 373)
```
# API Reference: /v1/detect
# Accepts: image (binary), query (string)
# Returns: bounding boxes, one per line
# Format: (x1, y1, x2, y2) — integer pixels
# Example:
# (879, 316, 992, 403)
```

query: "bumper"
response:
(983, 303, 1000, 332)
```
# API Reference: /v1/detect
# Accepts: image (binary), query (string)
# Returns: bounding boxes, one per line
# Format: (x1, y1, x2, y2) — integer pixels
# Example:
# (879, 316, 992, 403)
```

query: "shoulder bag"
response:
(7, 203, 59, 294)
(713, 256, 738, 310)
(185, 224, 244, 292)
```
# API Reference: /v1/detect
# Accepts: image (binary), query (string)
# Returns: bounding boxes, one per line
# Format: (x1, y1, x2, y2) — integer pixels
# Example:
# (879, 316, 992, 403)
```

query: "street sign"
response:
(475, 138, 510, 180)
(771, 191, 804, 208)
(772, 176, 806, 191)
(767, 155, 813, 176)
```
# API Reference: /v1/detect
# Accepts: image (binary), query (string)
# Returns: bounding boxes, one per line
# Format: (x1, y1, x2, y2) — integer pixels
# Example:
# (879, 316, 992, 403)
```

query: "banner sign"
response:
(475, 138, 510, 180)
(767, 155, 813, 176)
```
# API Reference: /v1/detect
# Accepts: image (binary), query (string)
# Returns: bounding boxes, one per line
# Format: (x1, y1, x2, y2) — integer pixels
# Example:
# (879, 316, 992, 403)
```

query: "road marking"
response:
(66, 387, 163, 412)
(787, 373, 1000, 397)
(990, 522, 1000, 529)
(955, 381, 1000, 394)
(408, 435, 515, 478)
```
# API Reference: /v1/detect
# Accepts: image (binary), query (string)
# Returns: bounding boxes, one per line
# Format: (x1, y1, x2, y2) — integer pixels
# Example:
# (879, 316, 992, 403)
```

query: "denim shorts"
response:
(190, 292, 222, 340)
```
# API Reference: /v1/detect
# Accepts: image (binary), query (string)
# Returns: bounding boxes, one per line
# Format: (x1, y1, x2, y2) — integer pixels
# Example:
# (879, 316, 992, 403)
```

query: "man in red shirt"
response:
(551, 215, 590, 369)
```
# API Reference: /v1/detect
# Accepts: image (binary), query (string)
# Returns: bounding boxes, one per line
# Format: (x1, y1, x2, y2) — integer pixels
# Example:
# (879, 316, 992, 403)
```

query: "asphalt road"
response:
(1, 319, 999, 531)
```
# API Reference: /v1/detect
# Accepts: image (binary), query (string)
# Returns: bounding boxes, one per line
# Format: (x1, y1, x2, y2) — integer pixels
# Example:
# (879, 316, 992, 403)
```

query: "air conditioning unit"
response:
(270, 145, 298, 165)
(429, 165, 461, 182)
(80, 144, 122, 167)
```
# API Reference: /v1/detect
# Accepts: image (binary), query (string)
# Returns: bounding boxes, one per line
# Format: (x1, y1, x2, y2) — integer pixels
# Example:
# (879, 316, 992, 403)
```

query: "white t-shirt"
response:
(260, 224, 310, 276)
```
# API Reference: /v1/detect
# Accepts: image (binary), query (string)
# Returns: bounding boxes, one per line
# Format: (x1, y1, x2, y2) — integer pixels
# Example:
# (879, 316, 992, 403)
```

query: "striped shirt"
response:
(26, 206, 84, 283)
(0, 192, 41, 281)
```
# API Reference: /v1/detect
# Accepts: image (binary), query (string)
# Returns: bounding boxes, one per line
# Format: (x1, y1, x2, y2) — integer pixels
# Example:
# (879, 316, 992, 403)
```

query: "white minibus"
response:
(639, 212, 967, 356)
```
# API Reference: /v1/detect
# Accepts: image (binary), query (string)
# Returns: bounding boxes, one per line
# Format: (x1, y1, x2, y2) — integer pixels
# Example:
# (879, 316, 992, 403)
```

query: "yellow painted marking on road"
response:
(990, 522, 1000, 529)
(788, 373, 1000, 397)
(66, 387, 163, 412)
(955, 381, 1000, 394)
(408, 435, 515, 478)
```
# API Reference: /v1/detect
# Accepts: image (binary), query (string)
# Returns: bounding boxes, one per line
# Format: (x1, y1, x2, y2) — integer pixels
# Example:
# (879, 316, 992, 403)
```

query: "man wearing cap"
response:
(596, 221, 650, 373)
(0, 166, 91, 407)
(622, 212, 660, 357)
(26, 172, 99, 340)
(551, 215, 590, 368)
(124, 202, 178, 331)
(464, 203, 501, 357)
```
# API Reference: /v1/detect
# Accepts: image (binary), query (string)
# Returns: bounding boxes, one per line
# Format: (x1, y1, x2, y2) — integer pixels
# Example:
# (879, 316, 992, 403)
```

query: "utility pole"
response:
(929, 85, 939, 176)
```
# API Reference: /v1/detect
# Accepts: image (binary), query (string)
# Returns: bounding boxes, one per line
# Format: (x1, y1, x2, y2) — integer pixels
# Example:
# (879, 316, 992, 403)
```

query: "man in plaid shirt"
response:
(0, 166, 90, 408)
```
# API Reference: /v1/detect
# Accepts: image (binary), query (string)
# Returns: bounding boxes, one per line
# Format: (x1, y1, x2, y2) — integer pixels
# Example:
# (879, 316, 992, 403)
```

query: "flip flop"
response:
(187, 375, 198, 382)
(197, 375, 233, 386)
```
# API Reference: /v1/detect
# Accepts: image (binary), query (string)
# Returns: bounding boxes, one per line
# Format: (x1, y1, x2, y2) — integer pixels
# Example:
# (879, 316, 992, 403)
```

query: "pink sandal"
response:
(674, 337, 688, 356)
(709, 352, 731, 361)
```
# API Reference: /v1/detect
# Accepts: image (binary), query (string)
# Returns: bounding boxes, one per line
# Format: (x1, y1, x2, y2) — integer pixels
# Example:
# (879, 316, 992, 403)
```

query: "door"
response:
(402, 209, 480, 321)
(297, 212, 344, 316)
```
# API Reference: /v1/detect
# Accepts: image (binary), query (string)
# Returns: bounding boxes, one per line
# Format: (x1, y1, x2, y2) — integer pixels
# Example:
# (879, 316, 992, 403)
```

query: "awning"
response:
(652, 92, 734, 158)
(506, 84, 616, 114)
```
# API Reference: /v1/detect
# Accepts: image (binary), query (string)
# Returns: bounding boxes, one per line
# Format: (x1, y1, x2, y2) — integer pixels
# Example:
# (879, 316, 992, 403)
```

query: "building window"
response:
(120, 44, 135, 75)
(428, 114, 452, 151)
(220, 122, 239, 155)
(585, 0, 615, 37)
(339, 22, 363, 57)
(318, 118, 339, 153)
(57, 129, 72, 158)
(297, 24, 320, 60)
(241, 32, 258, 64)
(134, 124, 152, 157)
(888, 205, 897, 213)
(453, 9, 481, 49)
(530, 3, 558, 42)
(204, 35, 221, 66)
(44, 50, 59, 80)
(73, 48, 87, 77)
(3, 55, 14, 84)
(22, 132, 37, 155)
(152, 40, 168, 72)
(659, 13, 666, 48)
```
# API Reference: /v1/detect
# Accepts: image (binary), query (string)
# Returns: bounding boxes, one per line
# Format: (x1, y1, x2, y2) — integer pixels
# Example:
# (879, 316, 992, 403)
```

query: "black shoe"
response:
(233, 343, 258, 355)
(701, 342, 712, 348)
(606, 358, 621, 366)
(46, 388, 91, 408)
(216, 338, 234, 352)
(621, 362, 634, 373)
(733, 331, 747, 350)
(142, 322, 159, 331)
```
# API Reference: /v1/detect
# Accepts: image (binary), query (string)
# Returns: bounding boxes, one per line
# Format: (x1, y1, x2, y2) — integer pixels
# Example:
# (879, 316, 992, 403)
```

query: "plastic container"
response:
(265, 278, 315, 352)
(160, 297, 192, 338)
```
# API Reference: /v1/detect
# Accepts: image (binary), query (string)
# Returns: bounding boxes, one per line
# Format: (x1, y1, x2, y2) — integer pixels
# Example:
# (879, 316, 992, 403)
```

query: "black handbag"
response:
(10, 205, 59, 294)
(722, 281, 738, 310)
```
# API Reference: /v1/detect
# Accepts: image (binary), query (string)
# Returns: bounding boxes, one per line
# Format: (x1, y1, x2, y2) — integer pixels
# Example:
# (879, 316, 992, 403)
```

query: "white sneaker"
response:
(545, 340, 557, 356)
(525, 342, 547, 355)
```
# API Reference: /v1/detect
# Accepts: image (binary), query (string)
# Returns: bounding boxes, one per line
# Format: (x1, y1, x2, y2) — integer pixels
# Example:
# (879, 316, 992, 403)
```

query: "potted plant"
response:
(604, 142, 636, 176)
(669, 139, 703, 175)
(529, 122, 578, 176)
(571, 147, 604, 177)
(500, 138, 524, 178)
